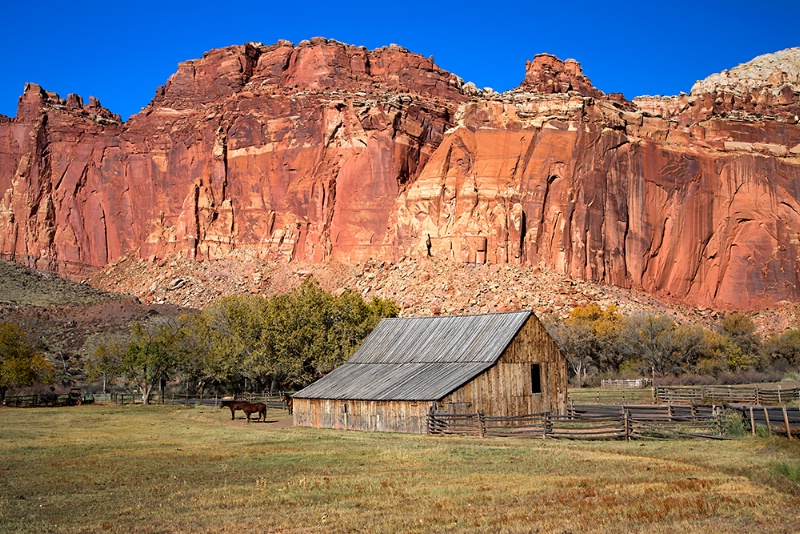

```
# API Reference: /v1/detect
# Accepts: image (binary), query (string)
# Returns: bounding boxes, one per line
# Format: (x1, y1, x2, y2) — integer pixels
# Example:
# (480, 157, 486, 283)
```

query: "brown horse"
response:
(242, 401, 267, 422)
(281, 393, 293, 415)
(220, 399, 248, 420)
(221, 399, 267, 422)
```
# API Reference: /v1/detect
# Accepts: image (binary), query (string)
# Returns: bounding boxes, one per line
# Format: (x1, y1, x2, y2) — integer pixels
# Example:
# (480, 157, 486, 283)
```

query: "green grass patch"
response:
(773, 461, 800, 488)
(0, 404, 798, 533)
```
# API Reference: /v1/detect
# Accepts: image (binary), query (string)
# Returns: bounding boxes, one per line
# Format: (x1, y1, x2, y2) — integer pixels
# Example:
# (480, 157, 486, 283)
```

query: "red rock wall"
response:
(1, 40, 799, 310)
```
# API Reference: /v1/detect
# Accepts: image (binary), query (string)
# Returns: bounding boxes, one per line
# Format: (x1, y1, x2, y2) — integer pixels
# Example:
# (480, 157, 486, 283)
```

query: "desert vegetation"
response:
(0, 404, 798, 533)
(543, 304, 800, 386)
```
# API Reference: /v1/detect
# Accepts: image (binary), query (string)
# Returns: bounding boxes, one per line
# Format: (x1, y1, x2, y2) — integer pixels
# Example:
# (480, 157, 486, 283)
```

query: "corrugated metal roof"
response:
(294, 310, 531, 401)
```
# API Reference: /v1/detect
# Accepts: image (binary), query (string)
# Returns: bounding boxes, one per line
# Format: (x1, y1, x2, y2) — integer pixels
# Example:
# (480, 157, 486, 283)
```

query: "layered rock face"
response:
(1, 41, 799, 310)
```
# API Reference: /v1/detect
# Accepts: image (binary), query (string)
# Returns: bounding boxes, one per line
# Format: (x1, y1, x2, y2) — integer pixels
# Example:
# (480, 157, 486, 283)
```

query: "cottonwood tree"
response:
(549, 320, 598, 384)
(619, 313, 705, 376)
(176, 311, 234, 402)
(122, 317, 183, 404)
(203, 295, 270, 392)
(84, 332, 129, 394)
(0, 321, 54, 402)
(257, 280, 399, 389)
(763, 328, 800, 370)
(546, 304, 623, 383)
(719, 313, 761, 370)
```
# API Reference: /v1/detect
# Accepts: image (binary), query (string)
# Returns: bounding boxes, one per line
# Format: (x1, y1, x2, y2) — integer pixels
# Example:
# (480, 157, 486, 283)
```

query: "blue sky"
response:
(2, 1, 798, 121)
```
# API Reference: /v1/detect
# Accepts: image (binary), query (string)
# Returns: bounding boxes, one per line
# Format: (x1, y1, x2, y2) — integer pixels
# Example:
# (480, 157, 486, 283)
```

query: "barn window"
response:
(341, 404, 348, 414)
(531, 364, 542, 394)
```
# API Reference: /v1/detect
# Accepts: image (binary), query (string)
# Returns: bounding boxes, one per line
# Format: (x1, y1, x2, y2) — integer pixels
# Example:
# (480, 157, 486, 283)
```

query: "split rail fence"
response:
(427, 404, 728, 441)
(654, 385, 800, 405)
(568, 385, 800, 406)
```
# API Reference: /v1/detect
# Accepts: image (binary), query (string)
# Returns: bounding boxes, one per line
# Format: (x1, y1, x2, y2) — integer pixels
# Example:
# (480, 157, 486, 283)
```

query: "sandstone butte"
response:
(1, 38, 799, 311)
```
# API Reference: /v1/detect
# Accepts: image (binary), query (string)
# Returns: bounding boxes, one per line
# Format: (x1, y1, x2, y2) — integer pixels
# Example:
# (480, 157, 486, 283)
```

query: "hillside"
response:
(0, 260, 183, 383)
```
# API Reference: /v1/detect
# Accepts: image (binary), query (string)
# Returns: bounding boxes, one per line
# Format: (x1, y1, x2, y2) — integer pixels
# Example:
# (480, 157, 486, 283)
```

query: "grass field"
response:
(1, 405, 799, 533)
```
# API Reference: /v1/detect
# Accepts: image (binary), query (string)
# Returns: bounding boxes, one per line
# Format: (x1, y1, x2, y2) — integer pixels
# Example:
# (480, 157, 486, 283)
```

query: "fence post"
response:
(750, 406, 756, 436)
(624, 409, 630, 442)
(782, 406, 793, 439)
(755, 386, 760, 406)
(478, 411, 485, 438)
(715, 406, 722, 436)
(778, 385, 782, 405)
(543, 412, 549, 439)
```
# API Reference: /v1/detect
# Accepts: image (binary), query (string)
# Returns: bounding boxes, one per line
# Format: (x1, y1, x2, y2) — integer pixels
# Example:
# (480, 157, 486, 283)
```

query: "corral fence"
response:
(727, 404, 800, 438)
(5, 392, 292, 411)
(110, 392, 291, 410)
(655, 385, 800, 405)
(568, 385, 800, 406)
(427, 404, 729, 441)
(3, 393, 88, 408)
(601, 378, 652, 388)
(568, 387, 654, 405)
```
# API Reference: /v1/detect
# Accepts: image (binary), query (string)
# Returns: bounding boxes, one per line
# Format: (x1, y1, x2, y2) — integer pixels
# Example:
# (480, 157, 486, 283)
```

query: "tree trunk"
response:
(142, 384, 154, 405)
(270, 376, 278, 395)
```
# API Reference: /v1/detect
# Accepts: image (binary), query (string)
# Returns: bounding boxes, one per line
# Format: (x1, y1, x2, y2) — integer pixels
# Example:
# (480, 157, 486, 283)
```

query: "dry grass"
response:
(0, 405, 798, 533)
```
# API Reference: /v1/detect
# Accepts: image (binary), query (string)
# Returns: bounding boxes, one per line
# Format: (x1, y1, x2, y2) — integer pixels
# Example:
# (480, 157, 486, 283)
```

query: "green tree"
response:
(84, 333, 128, 394)
(719, 313, 761, 370)
(0, 321, 54, 402)
(175, 280, 400, 394)
(763, 329, 800, 370)
(619, 314, 704, 376)
(175, 311, 234, 401)
(203, 295, 270, 391)
(695, 330, 741, 376)
(122, 318, 183, 404)
(258, 280, 399, 389)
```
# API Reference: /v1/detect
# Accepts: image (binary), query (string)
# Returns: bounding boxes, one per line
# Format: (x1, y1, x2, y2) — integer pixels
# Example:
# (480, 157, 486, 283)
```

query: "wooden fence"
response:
(729, 404, 800, 438)
(568, 387, 654, 405)
(109, 392, 290, 409)
(5, 392, 291, 410)
(3, 393, 76, 408)
(601, 378, 652, 388)
(427, 405, 727, 441)
(655, 385, 800, 405)
(568, 385, 800, 406)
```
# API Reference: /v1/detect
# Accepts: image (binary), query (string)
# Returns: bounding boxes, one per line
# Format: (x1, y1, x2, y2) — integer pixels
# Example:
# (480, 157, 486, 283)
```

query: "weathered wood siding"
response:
(438, 315, 567, 416)
(293, 398, 434, 433)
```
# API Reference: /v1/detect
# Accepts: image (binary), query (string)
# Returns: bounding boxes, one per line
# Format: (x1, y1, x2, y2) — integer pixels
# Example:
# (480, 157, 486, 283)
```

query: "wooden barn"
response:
(292, 310, 568, 433)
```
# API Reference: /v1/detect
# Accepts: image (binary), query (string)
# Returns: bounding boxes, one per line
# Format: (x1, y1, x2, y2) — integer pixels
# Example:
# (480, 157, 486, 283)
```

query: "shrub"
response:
(721, 409, 746, 437)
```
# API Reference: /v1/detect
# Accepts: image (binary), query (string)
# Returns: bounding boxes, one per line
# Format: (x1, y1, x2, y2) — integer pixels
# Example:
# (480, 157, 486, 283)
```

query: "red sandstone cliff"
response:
(1, 40, 799, 310)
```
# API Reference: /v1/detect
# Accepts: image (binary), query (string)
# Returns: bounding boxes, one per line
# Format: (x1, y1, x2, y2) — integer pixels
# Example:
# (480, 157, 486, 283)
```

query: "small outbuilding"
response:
(292, 310, 568, 433)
